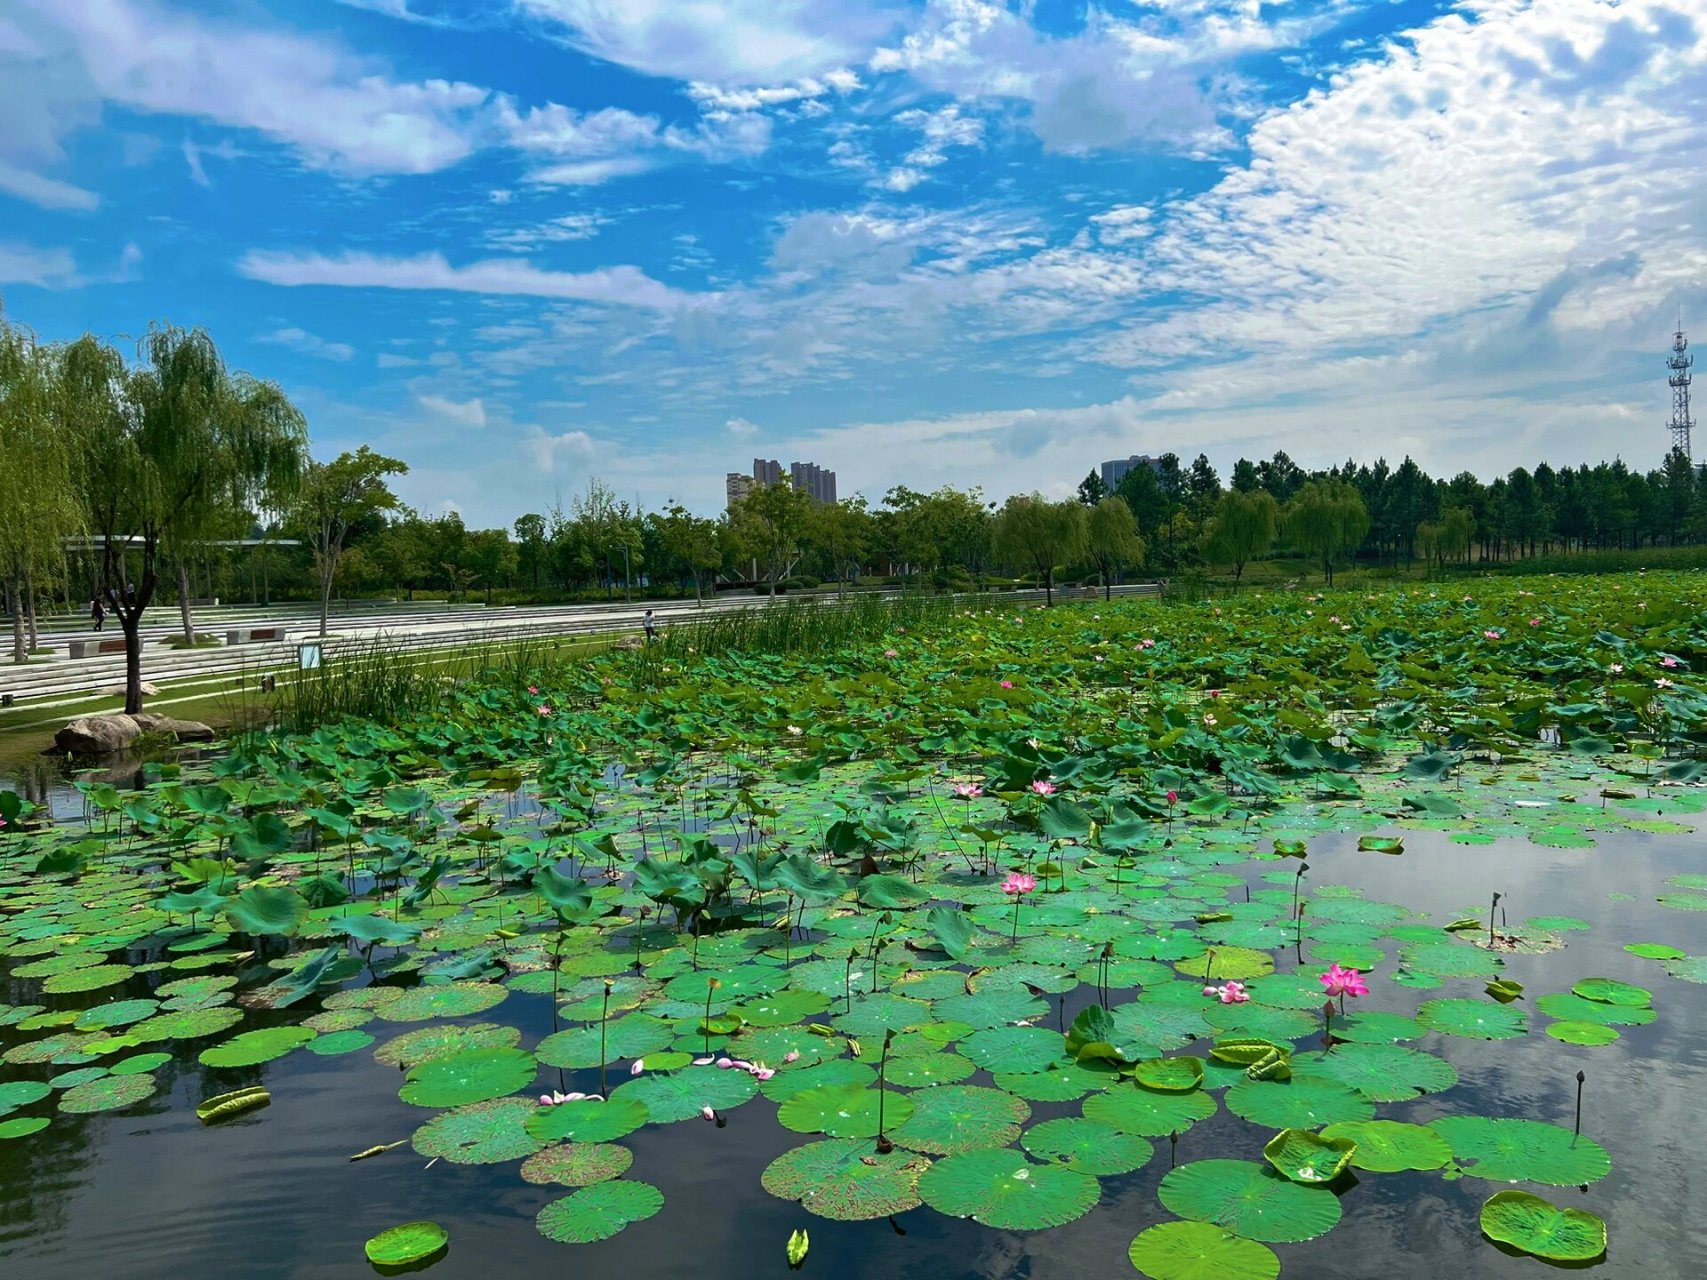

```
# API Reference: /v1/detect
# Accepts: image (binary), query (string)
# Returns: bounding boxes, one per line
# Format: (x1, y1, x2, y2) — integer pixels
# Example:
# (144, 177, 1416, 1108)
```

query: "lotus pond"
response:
(2, 576, 1705, 1278)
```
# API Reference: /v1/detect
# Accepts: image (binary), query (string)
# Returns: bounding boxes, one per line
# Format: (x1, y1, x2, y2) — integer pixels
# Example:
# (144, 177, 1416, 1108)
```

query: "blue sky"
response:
(2, 0, 1702, 525)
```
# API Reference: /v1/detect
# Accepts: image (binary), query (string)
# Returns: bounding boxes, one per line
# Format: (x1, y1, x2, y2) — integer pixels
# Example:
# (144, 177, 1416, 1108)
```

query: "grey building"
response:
(753, 458, 783, 487)
(1100, 454, 1164, 490)
(789, 461, 837, 504)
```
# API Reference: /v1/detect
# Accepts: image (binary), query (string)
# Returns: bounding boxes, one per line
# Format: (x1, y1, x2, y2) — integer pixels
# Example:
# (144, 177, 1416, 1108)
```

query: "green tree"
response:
(991, 494, 1087, 606)
(1085, 496, 1145, 599)
(806, 496, 874, 598)
(1200, 488, 1279, 582)
(656, 503, 726, 604)
(514, 513, 548, 591)
(1284, 479, 1370, 586)
(1076, 470, 1108, 506)
(0, 311, 82, 664)
(76, 325, 306, 712)
(465, 528, 516, 604)
(732, 479, 814, 595)
(298, 446, 407, 636)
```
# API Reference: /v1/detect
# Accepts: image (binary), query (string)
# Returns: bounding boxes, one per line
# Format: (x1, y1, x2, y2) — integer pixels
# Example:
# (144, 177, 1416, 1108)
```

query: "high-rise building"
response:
(789, 461, 837, 504)
(725, 472, 754, 510)
(1100, 455, 1164, 490)
(753, 458, 783, 486)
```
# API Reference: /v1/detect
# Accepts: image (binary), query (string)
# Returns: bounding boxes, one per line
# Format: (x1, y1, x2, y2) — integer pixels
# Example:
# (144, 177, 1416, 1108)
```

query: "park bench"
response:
(225, 626, 289, 646)
(66, 637, 130, 659)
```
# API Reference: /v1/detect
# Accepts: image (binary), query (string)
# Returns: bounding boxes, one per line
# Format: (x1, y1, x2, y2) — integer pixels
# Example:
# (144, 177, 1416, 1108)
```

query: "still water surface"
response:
(0, 785, 1702, 1279)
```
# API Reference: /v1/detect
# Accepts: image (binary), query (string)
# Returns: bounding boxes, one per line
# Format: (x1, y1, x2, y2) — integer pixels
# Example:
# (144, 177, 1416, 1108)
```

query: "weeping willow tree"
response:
(0, 308, 83, 665)
(74, 324, 308, 713)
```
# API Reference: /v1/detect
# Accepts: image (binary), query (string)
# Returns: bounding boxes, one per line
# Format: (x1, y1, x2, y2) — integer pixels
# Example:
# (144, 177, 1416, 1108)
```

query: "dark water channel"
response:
(1, 819, 1704, 1278)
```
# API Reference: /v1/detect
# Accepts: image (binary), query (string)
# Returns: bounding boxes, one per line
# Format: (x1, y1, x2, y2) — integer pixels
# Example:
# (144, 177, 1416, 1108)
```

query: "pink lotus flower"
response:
(1319, 964, 1369, 999)
(884, 649, 898, 658)
(1029, 779, 1056, 796)
(1139, 638, 1156, 649)
(954, 783, 983, 799)
(1001, 872, 1038, 895)
(783, 1050, 800, 1064)
(1483, 630, 1501, 641)
(1166, 789, 1178, 804)
(752, 1065, 776, 1081)
(630, 1059, 645, 1075)
(1662, 656, 1679, 668)
(1528, 617, 1541, 627)
(1202, 985, 1219, 997)
(1218, 981, 1250, 1004)
(537, 704, 552, 716)
(700, 1105, 715, 1122)
(1000, 680, 1014, 689)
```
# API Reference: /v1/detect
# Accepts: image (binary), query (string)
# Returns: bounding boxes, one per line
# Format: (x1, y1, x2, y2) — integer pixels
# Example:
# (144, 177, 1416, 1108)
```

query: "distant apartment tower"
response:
(789, 461, 837, 504)
(753, 458, 784, 487)
(1100, 455, 1164, 490)
(725, 472, 755, 510)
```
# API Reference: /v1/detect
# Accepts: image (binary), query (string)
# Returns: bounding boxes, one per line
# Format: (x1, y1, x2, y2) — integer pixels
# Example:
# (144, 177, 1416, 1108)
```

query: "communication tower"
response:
(1668, 317, 1694, 459)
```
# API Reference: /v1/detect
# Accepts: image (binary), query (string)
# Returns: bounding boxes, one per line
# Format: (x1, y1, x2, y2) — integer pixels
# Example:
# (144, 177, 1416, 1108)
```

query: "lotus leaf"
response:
(521, 1142, 634, 1186)
(777, 1083, 915, 1138)
(535, 1181, 663, 1244)
(1261, 1128, 1357, 1183)
(364, 1221, 448, 1267)
(761, 1137, 931, 1221)
(1158, 1158, 1343, 1242)
(918, 1147, 1099, 1230)
(199, 1026, 318, 1068)
(1319, 1120, 1452, 1172)
(1479, 1190, 1607, 1261)
(611, 1067, 759, 1123)
(1415, 998, 1527, 1039)
(399, 1046, 537, 1107)
(412, 1097, 546, 1164)
(891, 1085, 1029, 1155)
(58, 1074, 157, 1114)
(1083, 1086, 1217, 1136)
(524, 1096, 650, 1143)
(1430, 1116, 1611, 1186)
(1127, 1222, 1279, 1280)
(1021, 1117, 1153, 1175)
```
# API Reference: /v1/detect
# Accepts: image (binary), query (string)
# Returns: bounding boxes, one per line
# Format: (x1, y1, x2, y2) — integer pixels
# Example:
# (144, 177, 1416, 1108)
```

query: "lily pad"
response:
(1569, 977, 1651, 1007)
(777, 1084, 915, 1139)
(536, 1180, 663, 1244)
(611, 1067, 759, 1123)
(524, 1096, 650, 1143)
(761, 1137, 931, 1220)
(412, 1097, 546, 1165)
(1127, 1222, 1279, 1280)
(892, 1085, 1029, 1155)
(1415, 998, 1527, 1040)
(1022, 1117, 1153, 1175)
(199, 1027, 318, 1068)
(375, 1022, 521, 1069)
(1132, 1057, 1205, 1092)
(1084, 1086, 1218, 1136)
(1262, 1128, 1357, 1183)
(400, 1046, 537, 1107)
(375, 982, 508, 1023)
(1430, 1116, 1611, 1186)
(521, 1143, 634, 1187)
(1479, 1190, 1607, 1261)
(1157, 1158, 1343, 1242)
(1225, 1076, 1374, 1128)
(364, 1221, 448, 1267)
(58, 1073, 157, 1114)
(1545, 1021, 1620, 1046)
(1291, 1044, 1457, 1102)
(918, 1147, 1099, 1230)
(1319, 1120, 1452, 1172)
(0, 1117, 51, 1140)
(960, 1025, 1064, 1075)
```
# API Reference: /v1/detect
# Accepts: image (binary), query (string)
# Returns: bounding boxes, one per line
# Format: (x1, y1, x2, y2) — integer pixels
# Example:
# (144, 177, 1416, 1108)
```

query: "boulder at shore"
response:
(54, 713, 217, 755)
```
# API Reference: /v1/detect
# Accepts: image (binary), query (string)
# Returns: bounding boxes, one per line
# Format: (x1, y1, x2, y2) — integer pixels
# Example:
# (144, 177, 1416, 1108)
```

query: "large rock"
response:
(54, 712, 217, 754)
(105, 681, 160, 699)
(135, 714, 216, 742)
(55, 714, 143, 754)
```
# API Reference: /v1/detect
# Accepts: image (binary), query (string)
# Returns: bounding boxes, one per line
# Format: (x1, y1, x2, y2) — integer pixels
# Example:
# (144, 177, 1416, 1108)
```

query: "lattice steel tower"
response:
(1668, 317, 1694, 459)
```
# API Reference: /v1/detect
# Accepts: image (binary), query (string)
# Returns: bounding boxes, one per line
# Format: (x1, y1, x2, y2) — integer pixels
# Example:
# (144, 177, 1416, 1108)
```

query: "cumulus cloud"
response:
(524, 426, 596, 472)
(0, 241, 82, 288)
(417, 393, 487, 428)
(725, 416, 759, 437)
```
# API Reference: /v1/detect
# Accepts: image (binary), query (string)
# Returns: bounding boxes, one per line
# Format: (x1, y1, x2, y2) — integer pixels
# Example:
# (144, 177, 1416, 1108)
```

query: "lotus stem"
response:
(875, 1028, 895, 1153)
(1575, 1069, 1585, 1137)
(599, 980, 612, 1098)
(703, 977, 721, 1057)
(1488, 891, 1502, 947)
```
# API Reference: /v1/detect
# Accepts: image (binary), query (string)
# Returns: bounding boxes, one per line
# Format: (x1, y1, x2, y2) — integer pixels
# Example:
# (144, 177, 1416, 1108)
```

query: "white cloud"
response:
(417, 393, 487, 428)
(237, 249, 698, 311)
(484, 213, 609, 249)
(0, 159, 97, 210)
(515, 0, 898, 85)
(377, 352, 426, 368)
(0, 241, 81, 288)
(524, 426, 596, 472)
(725, 416, 759, 437)
(256, 326, 356, 361)
(14, 0, 494, 177)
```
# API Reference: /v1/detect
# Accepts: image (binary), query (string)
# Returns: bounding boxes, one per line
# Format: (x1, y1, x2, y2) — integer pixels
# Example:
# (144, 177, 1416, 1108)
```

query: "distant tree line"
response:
(7, 300, 1707, 706)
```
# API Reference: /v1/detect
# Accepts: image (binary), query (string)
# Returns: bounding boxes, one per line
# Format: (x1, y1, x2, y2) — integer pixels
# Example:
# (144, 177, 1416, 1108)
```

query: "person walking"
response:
(91, 596, 105, 632)
(642, 609, 657, 643)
